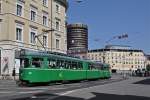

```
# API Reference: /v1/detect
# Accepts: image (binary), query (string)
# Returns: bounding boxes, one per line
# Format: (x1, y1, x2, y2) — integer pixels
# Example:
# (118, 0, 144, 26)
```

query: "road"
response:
(0, 74, 150, 100)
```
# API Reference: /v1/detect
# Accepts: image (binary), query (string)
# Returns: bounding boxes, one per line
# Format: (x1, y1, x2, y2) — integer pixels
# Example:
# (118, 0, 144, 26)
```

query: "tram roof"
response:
(20, 49, 93, 63)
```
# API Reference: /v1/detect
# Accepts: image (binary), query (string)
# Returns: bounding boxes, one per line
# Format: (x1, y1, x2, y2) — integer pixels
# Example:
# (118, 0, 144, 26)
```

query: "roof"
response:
(20, 49, 94, 63)
(88, 48, 143, 53)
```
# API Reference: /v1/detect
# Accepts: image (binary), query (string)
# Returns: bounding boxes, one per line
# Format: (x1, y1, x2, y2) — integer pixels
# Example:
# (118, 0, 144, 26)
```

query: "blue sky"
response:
(67, 0, 150, 54)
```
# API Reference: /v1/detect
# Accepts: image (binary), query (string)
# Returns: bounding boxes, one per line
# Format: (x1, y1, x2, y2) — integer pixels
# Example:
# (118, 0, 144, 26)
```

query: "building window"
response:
(31, 10, 36, 21)
(43, 34, 48, 47)
(30, 28, 37, 44)
(16, 24, 23, 41)
(43, 0, 48, 7)
(43, 12, 48, 26)
(43, 16, 47, 25)
(16, 4, 23, 16)
(30, 32, 36, 44)
(56, 39, 59, 49)
(56, 19, 60, 30)
(56, 21, 59, 30)
(32, 0, 37, 2)
(30, 7, 37, 22)
(56, 5, 60, 13)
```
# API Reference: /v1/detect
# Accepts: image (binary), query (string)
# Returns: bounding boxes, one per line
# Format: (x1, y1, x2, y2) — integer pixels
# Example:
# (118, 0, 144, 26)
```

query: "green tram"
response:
(18, 49, 111, 85)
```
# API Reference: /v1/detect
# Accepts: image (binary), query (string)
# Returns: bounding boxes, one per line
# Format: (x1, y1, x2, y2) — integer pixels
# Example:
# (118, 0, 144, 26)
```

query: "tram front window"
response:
(21, 58, 30, 68)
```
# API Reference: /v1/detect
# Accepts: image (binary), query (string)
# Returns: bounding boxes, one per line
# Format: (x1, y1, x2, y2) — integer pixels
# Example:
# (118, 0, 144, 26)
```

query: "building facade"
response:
(0, 0, 68, 77)
(88, 45, 146, 72)
(67, 23, 88, 59)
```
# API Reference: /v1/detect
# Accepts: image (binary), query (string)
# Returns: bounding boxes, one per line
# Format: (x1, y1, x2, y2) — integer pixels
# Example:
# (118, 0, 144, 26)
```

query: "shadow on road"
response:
(11, 92, 150, 100)
(133, 78, 150, 85)
(90, 92, 150, 100)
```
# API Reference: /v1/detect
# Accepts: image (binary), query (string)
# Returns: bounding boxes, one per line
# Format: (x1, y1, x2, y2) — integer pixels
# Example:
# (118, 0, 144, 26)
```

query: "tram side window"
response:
(48, 59, 56, 68)
(88, 63, 92, 70)
(60, 60, 65, 68)
(71, 62, 77, 70)
(63, 61, 80, 70)
(32, 58, 43, 68)
(21, 58, 30, 68)
(95, 64, 100, 70)
(99, 64, 103, 70)
(78, 62, 83, 70)
(64, 61, 69, 69)
(103, 66, 110, 70)
(102, 66, 105, 70)
(101, 66, 104, 70)
(88, 63, 97, 70)
(67, 61, 72, 69)
(94, 64, 99, 70)
(56, 60, 65, 69)
(101, 64, 110, 70)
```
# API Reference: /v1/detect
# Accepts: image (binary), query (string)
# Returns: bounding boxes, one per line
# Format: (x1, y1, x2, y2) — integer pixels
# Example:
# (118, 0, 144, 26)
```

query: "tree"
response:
(146, 64, 150, 71)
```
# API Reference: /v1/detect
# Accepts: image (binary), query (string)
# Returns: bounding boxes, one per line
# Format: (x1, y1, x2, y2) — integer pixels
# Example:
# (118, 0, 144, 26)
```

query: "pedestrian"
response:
(12, 68, 16, 80)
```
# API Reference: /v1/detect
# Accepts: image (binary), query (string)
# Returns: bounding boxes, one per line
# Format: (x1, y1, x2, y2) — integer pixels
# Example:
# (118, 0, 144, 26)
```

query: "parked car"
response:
(134, 69, 150, 77)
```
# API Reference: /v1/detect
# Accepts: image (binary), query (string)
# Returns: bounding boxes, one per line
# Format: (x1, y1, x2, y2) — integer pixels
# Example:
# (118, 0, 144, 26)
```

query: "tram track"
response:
(49, 78, 125, 91)
(25, 78, 125, 100)
(0, 77, 125, 100)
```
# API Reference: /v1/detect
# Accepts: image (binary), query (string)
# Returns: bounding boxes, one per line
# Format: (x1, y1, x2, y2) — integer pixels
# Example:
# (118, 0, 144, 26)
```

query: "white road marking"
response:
(57, 90, 78, 96)
(50, 87, 66, 90)
(17, 87, 65, 90)
(0, 91, 13, 94)
(19, 90, 44, 94)
(17, 87, 48, 90)
(31, 96, 37, 99)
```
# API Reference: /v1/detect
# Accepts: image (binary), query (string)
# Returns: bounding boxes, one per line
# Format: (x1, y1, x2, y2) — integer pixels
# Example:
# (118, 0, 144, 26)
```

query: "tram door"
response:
(15, 59, 20, 74)
(15, 50, 21, 74)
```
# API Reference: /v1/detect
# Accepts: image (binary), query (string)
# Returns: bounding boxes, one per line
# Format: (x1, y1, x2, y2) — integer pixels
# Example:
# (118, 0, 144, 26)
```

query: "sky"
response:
(67, 0, 150, 54)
